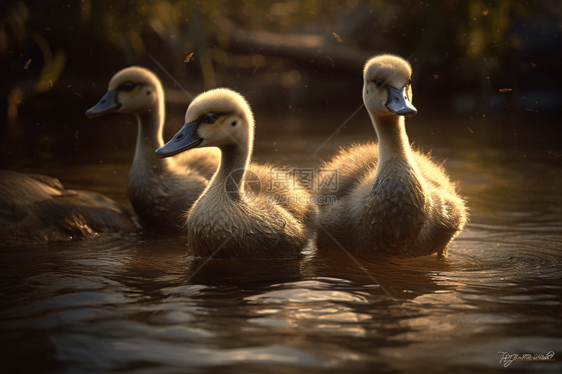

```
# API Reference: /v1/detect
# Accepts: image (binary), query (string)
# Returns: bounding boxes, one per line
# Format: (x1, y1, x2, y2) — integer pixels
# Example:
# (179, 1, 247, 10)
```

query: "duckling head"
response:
(156, 88, 254, 159)
(363, 54, 417, 118)
(86, 66, 163, 118)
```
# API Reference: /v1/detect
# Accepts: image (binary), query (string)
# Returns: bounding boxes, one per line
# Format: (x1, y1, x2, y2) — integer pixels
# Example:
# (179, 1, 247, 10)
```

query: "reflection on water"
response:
(1, 111, 562, 373)
(1, 223, 561, 373)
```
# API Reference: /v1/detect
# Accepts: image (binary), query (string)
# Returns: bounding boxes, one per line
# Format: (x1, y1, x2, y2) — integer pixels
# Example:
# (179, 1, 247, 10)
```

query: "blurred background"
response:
(1, 0, 561, 214)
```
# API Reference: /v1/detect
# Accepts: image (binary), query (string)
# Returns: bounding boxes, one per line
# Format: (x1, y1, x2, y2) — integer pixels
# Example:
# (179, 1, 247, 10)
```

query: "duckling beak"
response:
(85, 89, 122, 118)
(155, 120, 202, 159)
(385, 86, 417, 117)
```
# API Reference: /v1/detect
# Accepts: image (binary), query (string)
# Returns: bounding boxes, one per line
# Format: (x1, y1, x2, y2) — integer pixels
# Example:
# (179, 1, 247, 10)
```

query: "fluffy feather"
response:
(89, 67, 220, 232)
(315, 55, 467, 257)
(177, 89, 317, 258)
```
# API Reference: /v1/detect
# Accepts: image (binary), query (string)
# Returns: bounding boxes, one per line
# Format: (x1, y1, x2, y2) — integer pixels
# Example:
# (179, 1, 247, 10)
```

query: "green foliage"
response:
(457, 0, 529, 59)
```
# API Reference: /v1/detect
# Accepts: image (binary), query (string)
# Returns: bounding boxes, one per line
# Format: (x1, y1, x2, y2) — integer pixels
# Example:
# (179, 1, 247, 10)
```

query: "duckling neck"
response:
(210, 145, 251, 200)
(371, 114, 414, 166)
(364, 113, 430, 250)
(133, 107, 170, 170)
(370, 113, 426, 190)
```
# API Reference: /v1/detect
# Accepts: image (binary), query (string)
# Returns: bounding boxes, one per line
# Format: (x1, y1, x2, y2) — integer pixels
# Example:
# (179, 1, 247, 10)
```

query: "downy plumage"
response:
(315, 55, 467, 257)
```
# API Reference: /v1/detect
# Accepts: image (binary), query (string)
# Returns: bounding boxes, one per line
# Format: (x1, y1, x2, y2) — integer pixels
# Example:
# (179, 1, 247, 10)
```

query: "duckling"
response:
(155, 88, 316, 258)
(315, 54, 467, 258)
(0, 170, 137, 247)
(86, 67, 219, 232)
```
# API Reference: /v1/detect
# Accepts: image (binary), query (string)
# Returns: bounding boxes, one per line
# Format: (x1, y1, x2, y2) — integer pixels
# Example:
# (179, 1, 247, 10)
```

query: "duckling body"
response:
(156, 88, 316, 258)
(316, 55, 467, 257)
(0, 170, 136, 247)
(86, 67, 219, 232)
(188, 163, 312, 258)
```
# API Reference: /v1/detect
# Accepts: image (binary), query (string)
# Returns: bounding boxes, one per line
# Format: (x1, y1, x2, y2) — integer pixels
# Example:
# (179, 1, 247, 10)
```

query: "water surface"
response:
(1, 110, 562, 373)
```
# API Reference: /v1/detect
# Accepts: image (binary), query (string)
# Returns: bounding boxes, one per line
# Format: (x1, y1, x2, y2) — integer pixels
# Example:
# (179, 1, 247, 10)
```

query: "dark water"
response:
(1, 109, 562, 373)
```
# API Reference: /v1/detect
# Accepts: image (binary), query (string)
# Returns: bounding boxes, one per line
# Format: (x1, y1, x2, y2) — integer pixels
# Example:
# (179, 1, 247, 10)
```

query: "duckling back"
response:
(0, 170, 137, 247)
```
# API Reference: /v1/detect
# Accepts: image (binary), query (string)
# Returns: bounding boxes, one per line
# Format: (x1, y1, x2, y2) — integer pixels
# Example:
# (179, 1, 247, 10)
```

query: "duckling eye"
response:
(122, 82, 135, 91)
(203, 113, 218, 124)
(408, 77, 412, 86)
(375, 79, 383, 89)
